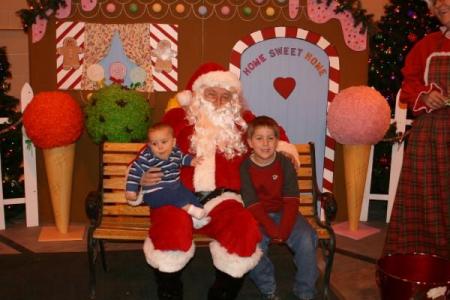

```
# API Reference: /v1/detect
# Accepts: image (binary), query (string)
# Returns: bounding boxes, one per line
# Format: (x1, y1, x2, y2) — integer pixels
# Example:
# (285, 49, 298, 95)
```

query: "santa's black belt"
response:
(195, 188, 238, 205)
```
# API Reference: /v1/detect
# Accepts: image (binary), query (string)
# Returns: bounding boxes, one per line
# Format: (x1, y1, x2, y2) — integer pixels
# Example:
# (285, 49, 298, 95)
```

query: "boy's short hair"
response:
(148, 122, 174, 136)
(246, 116, 280, 139)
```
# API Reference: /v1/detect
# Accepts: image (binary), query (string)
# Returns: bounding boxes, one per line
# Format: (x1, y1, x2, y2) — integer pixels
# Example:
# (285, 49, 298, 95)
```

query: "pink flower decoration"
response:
(327, 86, 391, 145)
(23, 91, 84, 149)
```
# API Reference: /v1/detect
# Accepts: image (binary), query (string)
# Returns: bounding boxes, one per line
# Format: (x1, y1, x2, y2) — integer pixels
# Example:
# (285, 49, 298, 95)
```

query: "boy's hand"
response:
(125, 191, 137, 200)
(141, 167, 163, 186)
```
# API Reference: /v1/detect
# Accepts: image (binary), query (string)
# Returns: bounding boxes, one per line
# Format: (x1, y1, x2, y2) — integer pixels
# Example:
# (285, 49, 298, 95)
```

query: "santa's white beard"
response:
(187, 95, 247, 191)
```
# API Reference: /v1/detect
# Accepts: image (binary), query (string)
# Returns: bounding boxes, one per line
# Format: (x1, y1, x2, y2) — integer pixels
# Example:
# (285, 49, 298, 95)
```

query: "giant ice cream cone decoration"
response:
(23, 92, 83, 234)
(327, 86, 390, 231)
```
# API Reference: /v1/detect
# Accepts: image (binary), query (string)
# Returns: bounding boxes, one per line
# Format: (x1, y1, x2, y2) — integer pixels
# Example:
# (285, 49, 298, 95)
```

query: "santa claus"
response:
(141, 62, 297, 300)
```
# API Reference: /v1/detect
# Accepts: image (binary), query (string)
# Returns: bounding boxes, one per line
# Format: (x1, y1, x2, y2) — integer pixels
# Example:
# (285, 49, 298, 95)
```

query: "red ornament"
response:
(407, 33, 417, 42)
(378, 154, 390, 168)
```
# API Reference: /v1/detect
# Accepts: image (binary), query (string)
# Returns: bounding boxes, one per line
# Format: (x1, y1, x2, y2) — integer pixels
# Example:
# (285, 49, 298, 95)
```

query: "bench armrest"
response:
(85, 191, 103, 227)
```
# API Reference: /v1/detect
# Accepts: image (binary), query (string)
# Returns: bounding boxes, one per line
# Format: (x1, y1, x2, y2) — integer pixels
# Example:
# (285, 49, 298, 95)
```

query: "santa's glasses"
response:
(203, 87, 233, 106)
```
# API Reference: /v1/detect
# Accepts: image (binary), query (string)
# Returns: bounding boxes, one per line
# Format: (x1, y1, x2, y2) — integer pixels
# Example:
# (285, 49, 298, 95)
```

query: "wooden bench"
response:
(85, 142, 337, 299)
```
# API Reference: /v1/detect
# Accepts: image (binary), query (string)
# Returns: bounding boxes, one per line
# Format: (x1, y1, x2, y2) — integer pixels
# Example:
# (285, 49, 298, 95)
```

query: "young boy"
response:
(240, 116, 319, 300)
(125, 122, 209, 228)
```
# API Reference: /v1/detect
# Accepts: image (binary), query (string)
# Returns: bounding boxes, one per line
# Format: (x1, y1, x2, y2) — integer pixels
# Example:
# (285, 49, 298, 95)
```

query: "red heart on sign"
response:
(273, 77, 296, 99)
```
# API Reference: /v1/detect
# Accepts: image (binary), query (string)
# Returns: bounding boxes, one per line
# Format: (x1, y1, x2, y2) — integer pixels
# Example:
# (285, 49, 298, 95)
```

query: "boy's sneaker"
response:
(262, 294, 280, 300)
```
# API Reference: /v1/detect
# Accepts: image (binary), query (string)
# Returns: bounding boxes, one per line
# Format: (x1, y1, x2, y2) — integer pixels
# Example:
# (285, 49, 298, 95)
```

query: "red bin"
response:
(376, 253, 450, 300)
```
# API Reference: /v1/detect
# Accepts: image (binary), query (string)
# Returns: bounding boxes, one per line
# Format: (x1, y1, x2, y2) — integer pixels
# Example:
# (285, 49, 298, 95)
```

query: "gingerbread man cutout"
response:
(151, 40, 177, 73)
(57, 37, 82, 70)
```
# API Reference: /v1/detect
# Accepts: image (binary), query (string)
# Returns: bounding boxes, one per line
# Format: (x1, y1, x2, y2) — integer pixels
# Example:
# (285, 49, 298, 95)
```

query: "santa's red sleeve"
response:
(162, 107, 189, 137)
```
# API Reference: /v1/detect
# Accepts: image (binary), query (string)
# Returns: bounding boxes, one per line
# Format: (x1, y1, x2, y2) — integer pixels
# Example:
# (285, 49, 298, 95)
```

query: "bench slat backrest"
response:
(101, 142, 149, 220)
(296, 144, 315, 217)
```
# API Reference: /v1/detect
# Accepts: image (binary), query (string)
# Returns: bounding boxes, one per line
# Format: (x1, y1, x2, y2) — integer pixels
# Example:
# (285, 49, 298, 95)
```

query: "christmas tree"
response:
(0, 47, 24, 201)
(368, 0, 439, 195)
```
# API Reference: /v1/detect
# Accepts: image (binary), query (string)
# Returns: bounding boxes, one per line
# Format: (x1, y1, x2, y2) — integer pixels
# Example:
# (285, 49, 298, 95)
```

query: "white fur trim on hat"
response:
(176, 90, 193, 106)
(424, 0, 433, 8)
(203, 191, 244, 214)
(209, 240, 262, 278)
(143, 237, 195, 273)
(191, 71, 241, 93)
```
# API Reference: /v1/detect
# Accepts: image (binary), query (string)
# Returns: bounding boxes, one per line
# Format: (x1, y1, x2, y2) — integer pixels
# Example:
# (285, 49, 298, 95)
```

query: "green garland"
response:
(17, 0, 67, 32)
(316, 0, 375, 34)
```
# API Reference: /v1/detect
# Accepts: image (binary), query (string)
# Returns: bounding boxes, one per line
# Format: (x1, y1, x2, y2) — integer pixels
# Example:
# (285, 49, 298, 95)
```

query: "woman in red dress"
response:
(384, 0, 450, 258)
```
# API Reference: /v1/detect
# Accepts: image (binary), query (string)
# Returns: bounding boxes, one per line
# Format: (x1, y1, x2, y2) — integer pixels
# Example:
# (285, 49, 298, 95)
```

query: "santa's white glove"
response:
(276, 140, 301, 169)
(192, 216, 211, 229)
(187, 204, 206, 219)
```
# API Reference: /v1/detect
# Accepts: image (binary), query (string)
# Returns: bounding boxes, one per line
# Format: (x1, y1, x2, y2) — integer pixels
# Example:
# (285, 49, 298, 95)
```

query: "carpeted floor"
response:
(0, 245, 336, 300)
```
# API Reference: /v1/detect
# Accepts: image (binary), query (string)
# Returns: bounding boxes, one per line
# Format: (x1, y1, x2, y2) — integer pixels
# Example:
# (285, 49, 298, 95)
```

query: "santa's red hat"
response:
(177, 62, 242, 106)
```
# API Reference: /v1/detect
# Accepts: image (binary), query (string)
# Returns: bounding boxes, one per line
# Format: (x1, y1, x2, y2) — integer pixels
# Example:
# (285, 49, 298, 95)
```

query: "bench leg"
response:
(320, 235, 336, 300)
(87, 227, 97, 299)
(99, 240, 108, 271)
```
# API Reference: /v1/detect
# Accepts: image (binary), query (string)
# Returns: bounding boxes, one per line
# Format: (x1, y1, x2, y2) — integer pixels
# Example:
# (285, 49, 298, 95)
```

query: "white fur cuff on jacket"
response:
(143, 237, 195, 273)
(209, 240, 262, 278)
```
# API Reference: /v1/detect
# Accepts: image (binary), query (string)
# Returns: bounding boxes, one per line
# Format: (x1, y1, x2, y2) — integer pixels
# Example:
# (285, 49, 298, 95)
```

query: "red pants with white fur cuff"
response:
(143, 193, 262, 277)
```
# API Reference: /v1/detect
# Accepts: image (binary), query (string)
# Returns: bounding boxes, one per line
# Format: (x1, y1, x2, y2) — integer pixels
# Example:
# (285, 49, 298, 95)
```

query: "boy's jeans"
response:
(249, 213, 319, 299)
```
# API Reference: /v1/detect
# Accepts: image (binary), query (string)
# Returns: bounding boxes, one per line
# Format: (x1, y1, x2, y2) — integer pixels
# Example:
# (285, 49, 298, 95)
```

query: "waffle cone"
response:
(343, 144, 371, 231)
(42, 144, 75, 234)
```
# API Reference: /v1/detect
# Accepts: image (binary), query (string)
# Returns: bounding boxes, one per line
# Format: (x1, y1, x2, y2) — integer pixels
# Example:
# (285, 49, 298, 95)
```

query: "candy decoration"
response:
(87, 64, 105, 88)
(56, 0, 72, 19)
(175, 4, 185, 14)
(198, 5, 207, 16)
(31, 16, 47, 43)
(106, 2, 116, 13)
(130, 66, 147, 88)
(266, 6, 275, 17)
(221, 6, 231, 15)
(152, 3, 162, 13)
(129, 3, 138, 13)
(289, 0, 300, 19)
(242, 6, 252, 16)
(81, 0, 97, 12)
(307, 0, 367, 51)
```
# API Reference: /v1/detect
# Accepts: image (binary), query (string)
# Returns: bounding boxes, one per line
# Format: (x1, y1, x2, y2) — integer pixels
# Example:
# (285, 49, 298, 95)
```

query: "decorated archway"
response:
(230, 27, 339, 192)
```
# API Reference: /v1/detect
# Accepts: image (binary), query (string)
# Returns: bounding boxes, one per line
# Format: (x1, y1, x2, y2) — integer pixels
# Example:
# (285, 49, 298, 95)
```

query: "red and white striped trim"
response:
(229, 26, 339, 192)
(56, 21, 85, 90)
(150, 23, 178, 91)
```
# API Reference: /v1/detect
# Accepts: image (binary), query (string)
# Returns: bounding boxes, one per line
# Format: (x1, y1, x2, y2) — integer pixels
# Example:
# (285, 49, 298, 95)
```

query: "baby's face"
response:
(148, 128, 176, 160)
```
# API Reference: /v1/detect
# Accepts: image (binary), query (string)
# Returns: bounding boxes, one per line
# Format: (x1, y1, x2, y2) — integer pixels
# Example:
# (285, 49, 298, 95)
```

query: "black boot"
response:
(208, 268, 244, 300)
(154, 269, 183, 300)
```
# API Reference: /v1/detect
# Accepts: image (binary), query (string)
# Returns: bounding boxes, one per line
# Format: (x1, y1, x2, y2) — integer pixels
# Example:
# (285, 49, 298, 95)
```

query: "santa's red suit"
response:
(142, 66, 290, 279)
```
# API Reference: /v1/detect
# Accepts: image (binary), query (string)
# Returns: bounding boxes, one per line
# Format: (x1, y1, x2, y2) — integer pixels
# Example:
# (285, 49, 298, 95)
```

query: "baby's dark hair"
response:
(148, 122, 174, 136)
(246, 116, 280, 139)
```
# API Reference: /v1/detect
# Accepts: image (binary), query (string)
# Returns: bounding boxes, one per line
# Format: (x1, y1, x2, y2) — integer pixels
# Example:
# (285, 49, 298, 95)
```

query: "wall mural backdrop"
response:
(22, 0, 371, 221)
